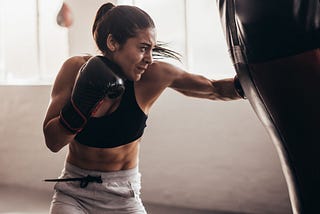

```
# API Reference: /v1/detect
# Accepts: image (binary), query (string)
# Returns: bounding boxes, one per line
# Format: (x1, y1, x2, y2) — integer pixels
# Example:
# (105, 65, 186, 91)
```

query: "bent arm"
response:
(43, 57, 84, 152)
(43, 96, 75, 153)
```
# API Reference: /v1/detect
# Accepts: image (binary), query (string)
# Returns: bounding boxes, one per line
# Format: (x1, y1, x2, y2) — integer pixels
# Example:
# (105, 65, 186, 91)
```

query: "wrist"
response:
(233, 75, 246, 99)
(59, 99, 87, 134)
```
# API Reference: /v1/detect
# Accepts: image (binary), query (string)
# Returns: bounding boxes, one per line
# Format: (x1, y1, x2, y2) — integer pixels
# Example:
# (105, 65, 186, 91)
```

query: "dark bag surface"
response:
(216, 0, 320, 213)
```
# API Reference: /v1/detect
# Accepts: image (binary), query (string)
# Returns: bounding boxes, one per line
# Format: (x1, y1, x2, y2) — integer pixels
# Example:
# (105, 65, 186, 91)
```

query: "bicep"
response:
(151, 62, 201, 90)
(43, 82, 72, 130)
(169, 70, 213, 95)
(43, 92, 69, 129)
(151, 61, 239, 100)
(43, 57, 81, 128)
(141, 61, 214, 102)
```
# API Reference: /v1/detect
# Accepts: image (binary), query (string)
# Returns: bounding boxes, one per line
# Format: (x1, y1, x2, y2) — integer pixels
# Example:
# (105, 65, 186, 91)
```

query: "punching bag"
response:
(56, 2, 73, 28)
(216, 0, 320, 213)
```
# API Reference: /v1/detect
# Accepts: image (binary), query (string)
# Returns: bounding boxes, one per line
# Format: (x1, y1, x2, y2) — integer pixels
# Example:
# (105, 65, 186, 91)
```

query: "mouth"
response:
(136, 66, 147, 73)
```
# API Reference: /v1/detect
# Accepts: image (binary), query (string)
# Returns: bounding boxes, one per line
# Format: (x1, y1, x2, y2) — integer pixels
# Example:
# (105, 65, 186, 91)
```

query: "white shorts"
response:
(49, 162, 146, 214)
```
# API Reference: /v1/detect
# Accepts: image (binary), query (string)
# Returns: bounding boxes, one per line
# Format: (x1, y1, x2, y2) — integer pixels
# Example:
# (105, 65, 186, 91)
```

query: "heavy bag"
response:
(216, 0, 320, 213)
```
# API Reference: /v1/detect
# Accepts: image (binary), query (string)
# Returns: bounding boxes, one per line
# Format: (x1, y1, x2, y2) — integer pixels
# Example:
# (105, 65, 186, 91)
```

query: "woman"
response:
(43, 3, 244, 213)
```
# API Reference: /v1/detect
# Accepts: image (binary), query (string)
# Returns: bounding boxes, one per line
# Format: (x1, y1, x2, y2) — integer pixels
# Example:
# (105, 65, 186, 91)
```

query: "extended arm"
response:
(155, 61, 244, 101)
(171, 73, 241, 101)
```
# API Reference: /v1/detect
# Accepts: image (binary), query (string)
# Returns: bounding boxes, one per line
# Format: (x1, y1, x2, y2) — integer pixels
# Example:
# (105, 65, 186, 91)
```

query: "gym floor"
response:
(0, 185, 250, 214)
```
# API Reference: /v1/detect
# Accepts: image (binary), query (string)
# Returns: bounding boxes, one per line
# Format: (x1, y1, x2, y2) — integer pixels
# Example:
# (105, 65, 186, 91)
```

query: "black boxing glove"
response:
(59, 56, 125, 133)
(234, 75, 246, 99)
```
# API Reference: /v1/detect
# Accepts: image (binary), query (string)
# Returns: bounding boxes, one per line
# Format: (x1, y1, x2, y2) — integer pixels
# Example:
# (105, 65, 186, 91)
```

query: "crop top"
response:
(74, 80, 148, 148)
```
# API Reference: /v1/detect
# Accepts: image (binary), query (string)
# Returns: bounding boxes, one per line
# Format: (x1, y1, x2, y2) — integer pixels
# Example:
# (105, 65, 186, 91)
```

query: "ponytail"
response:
(92, 3, 181, 61)
(153, 42, 182, 61)
(92, 3, 115, 36)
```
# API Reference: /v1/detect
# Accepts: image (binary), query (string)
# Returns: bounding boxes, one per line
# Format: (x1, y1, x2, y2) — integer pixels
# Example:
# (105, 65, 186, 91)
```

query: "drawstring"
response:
(44, 175, 103, 188)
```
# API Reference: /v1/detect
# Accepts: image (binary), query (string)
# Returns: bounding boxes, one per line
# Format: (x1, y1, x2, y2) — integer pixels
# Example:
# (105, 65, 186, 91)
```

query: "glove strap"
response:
(59, 99, 87, 134)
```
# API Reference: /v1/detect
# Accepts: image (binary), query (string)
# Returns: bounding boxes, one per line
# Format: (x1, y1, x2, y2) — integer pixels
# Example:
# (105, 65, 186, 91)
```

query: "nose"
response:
(143, 50, 153, 64)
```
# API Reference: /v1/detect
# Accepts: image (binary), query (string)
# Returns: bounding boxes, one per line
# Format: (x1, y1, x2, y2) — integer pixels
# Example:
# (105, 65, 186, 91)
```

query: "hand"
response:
(59, 56, 125, 133)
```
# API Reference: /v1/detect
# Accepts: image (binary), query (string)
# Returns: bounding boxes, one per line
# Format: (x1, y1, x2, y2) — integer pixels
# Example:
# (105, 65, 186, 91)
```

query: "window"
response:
(0, 0, 69, 85)
(118, 0, 234, 78)
(0, 0, 234, 84)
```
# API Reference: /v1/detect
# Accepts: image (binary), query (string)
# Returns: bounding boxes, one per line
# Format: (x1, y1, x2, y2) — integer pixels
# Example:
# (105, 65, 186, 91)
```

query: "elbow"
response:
(42, 117, 73, 153)
(50, 147, 61, 153)
(46, 141, 61, 153)
(43, 126, 62, 153)
(44, 135, 61, 153)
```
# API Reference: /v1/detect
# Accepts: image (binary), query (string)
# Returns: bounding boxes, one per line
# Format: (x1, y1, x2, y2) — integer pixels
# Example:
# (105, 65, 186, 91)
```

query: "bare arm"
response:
(155, 62, 242, 101)
(43, 56, 86, 152)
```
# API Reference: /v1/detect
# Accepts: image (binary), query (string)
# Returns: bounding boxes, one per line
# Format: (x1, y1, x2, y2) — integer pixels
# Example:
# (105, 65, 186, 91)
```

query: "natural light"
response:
(0, 0, 234, 85)
(0, 0, 68, 85)
(119, 0, 234, 79)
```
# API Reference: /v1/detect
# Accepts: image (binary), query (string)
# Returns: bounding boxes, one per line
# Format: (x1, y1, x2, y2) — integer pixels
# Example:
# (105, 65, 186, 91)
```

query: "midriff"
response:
(66, 138, 141, 172)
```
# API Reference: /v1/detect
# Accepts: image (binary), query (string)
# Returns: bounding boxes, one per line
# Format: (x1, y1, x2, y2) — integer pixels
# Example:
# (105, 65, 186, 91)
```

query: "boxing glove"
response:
(59, 56, 125, 133)
(234, 75, 246, 99)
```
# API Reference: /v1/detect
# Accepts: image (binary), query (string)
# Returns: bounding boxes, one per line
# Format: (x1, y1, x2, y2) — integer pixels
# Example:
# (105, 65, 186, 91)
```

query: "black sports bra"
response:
(75, 80, 148, 148)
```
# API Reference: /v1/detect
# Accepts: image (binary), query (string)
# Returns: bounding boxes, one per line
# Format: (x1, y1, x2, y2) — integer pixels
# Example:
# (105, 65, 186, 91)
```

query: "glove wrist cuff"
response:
(59, 99, 87, 134)
(234, 75, 246, 99)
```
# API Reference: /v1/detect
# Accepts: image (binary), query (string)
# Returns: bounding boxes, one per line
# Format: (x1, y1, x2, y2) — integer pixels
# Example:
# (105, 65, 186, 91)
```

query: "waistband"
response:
(63, 162, 139, 182)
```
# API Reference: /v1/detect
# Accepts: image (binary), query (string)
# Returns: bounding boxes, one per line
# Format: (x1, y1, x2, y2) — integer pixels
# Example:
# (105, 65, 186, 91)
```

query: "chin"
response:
(127, 74, 141, 82)
(134, 75, 142, 81)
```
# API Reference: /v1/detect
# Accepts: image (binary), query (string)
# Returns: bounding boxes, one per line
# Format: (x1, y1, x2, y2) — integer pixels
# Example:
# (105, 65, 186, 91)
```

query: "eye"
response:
(140, 46, 147, 52)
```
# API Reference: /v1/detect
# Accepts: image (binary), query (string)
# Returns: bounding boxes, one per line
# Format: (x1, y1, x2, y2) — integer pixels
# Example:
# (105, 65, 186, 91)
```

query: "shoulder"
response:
(142, 60, 184, 83)
(59, 55, 92, 80)
(51, 55, 92, 96)
(148, 61, 181, 73)
(61, 55, 91, 72)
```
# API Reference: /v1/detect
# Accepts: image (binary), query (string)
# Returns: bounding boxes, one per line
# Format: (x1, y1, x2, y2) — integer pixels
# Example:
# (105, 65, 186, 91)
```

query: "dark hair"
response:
(93, 3, 154, 52)
(92, 3, 181, 61)
(153, 42, 181, 61)
(92, 3, 114, 37)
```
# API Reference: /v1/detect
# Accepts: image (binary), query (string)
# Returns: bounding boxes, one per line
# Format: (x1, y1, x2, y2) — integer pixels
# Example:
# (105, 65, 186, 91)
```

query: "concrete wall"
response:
(0, 0, 292, 213)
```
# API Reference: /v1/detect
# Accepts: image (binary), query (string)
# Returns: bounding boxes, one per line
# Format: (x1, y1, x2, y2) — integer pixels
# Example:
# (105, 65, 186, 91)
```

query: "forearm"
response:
(175, 76, 242, 101)
(211, 77, 243, 100)
(168, 64, 245, 101)
(43, 117, 75, 152)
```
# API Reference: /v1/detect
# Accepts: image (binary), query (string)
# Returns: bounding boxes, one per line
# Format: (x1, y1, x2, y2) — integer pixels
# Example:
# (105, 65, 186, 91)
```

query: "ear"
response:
(106, 34, 119, 52)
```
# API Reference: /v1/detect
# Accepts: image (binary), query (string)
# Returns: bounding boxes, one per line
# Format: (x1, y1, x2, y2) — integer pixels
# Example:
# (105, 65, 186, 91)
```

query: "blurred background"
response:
(0, 0, 292, 213)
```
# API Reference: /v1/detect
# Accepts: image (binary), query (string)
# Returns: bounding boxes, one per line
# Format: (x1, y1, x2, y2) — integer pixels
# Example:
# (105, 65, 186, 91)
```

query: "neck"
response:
(100, 55, 127, 81)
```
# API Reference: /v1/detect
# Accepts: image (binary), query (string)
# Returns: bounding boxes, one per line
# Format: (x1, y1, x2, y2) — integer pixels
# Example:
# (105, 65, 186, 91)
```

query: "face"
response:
(110, 28, 156, 81)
